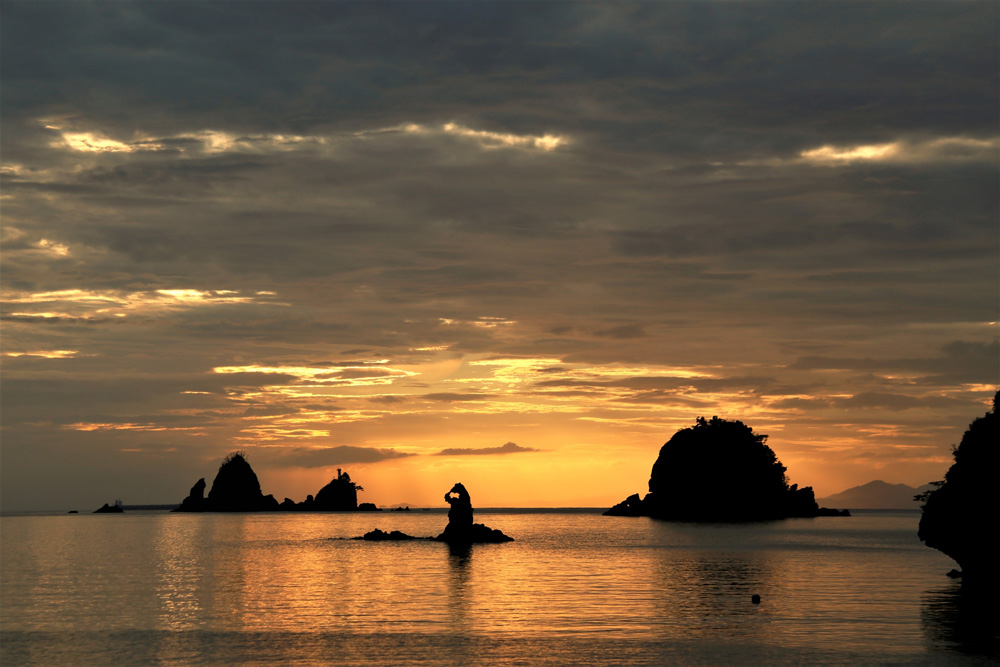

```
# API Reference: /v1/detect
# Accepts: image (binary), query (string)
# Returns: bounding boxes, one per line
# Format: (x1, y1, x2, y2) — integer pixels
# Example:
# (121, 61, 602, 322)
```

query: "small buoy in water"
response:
(751, 594, 761, 604)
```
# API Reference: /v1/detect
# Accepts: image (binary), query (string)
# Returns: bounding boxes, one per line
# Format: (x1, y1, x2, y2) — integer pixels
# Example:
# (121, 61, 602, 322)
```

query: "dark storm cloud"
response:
(3, 3, 996, 148)
(435, 442, 539, 457)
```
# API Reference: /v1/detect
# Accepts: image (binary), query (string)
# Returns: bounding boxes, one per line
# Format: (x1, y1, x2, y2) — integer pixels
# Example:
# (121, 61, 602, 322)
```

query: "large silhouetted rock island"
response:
(353, 483, 513, 544)
(918, 390, 999, 588)
(174, 453, 374, 512)
(605, 416, 848, 521)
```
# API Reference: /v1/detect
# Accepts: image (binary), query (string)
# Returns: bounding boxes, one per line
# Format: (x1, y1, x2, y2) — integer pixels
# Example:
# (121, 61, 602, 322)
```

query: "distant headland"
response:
(917, 390, 999, 588)
(605, 416, 849, 521)
(173, 451, 379, 513)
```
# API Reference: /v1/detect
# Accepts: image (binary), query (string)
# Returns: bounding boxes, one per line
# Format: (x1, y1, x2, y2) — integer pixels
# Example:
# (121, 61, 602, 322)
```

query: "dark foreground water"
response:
(1, 510, 996, 665)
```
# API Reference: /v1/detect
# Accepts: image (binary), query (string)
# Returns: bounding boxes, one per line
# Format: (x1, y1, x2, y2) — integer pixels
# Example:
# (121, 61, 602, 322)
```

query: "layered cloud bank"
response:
(1, 2, 997, 510)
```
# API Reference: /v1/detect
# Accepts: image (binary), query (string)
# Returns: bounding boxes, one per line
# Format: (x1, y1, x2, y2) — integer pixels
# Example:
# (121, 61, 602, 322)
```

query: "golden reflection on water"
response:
(2, 510, 983, 664)
(154, 516, 209, 630)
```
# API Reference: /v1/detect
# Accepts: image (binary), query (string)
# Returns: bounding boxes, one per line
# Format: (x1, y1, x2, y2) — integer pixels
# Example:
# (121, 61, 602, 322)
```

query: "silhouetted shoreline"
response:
(917, 390, 999, 589)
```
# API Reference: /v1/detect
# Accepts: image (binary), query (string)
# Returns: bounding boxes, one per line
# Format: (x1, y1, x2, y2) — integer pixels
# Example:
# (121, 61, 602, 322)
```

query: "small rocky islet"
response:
(352, 483, 513, 545)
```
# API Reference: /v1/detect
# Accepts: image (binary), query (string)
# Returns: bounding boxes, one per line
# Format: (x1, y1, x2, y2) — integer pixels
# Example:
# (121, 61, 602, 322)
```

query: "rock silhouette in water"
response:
(176, 478, 207, 511)
(435, 483, 513, 544)
(439, 483, 473, 540)
(174, 453, 371, 512)
(917, 390, 999, 588)
(93, 500, 124, 513)
(355, 529, 418, 541)
(349, 483, 513, 543)
(314, 469, 360, 511)
(205, 452, 280, 512)
(605, 416, 848, 521)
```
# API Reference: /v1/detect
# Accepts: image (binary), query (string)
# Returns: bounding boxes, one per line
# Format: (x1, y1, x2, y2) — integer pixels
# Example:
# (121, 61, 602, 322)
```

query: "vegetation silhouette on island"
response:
(173, 452, 378, 512)
(605, 416, 848, 521)
(917, 390, 999, 588)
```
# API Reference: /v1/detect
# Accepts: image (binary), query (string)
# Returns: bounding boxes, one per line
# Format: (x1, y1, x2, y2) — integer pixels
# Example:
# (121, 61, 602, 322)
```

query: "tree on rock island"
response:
(606, 416, 843, 521)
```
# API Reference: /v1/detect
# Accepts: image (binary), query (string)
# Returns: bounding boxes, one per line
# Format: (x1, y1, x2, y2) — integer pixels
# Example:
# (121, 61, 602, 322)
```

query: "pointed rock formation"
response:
(175, 478, 207, 512)
(174, 452, 278, 512)
(435, 483, 513, 544)
(206, 452, 278, 512)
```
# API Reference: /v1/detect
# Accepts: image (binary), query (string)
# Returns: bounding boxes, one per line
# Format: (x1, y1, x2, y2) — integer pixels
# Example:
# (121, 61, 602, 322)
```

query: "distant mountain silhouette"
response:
(174, 453, 374, 512)
(818, 480, 935, 510)
(606, 416, 848, 521)
(918, 390, 999, 588)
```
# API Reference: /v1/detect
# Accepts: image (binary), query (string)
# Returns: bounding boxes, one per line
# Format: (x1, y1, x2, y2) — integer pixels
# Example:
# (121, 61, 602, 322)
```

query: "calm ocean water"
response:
(1, 509, 996, 665)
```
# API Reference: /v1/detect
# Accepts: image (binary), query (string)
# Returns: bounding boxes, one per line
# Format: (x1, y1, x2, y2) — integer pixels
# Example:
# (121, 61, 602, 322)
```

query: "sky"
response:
(1, 1, 997, 512)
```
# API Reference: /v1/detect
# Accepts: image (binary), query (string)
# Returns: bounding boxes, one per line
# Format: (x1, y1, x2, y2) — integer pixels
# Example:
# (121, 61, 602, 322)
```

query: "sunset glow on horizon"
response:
(2, 2, 997, 512)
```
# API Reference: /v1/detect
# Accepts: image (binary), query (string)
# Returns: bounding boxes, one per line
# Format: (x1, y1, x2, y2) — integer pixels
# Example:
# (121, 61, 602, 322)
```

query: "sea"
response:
(1, 509, 996, 665)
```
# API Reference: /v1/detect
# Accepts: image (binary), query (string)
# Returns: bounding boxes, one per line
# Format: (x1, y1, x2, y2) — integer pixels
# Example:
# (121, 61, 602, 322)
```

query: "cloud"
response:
(790, 341, 999, 385)
(771, 393, 973, 412)
(368, 395, 406, 404)
(263, 445, 415, 468)
(1, 2, 997, 510)
(434, 442, 540, 456)
(425, 392, 494, 402)
(797, 137, 998, 166)
(594, 324, 646, 339)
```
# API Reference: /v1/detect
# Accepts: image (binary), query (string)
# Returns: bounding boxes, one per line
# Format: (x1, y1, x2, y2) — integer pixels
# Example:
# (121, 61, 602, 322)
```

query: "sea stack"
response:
(174, 452, 279, 512)
(435, 483, 513, 544)
(917, 390, 999, 588)
(605, 416, 848, 521)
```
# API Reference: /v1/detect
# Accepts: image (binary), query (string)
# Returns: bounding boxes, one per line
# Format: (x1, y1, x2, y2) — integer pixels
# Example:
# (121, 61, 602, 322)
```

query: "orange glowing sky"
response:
(1, 2, 997, 511)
